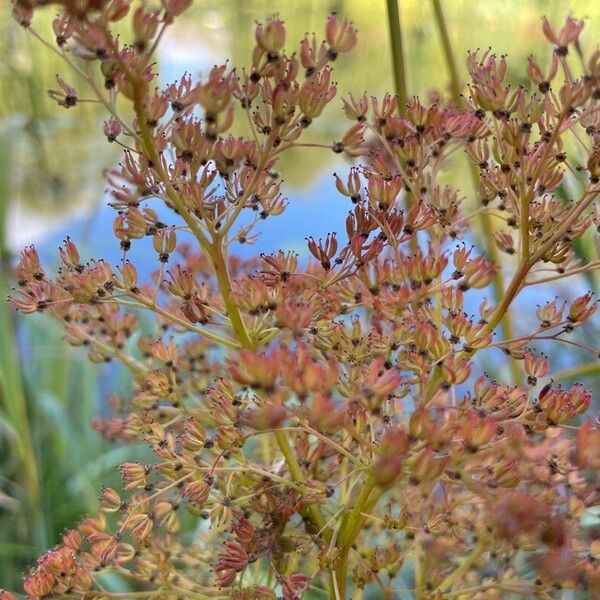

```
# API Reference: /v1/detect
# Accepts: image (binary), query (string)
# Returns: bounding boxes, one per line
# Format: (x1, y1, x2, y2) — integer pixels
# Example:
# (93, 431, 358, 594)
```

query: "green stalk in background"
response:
(431, 0, 462, 104)
(0, 132, 48, 554)
(386, 0, 420, 253)
(553, 362, 600, 382)
(385, 0, 408, 111)
(430, 0, 520, 382)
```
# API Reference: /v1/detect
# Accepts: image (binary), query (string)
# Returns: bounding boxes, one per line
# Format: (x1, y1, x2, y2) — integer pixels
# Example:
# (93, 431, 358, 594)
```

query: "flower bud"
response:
(47, 75, 77, 108)
(524, 351, 549, 385)
(299, 68, 336, 120)
(307, 233, 338, 270)
(120, 462, 149, 490)
(536, 298, 565, 328)
(230, 350, 278, 390)
(282, 573, 311, 599)
(300, 33, 328, 76)
(184, 479, 210, 507)
(492, 459, 520, 487)
(215, 539, 249, 573)
(569, 382, 591, 415)
(408, 446, 448, 484)
(255, 17, 286, 55)
(132, 6, 160, 50)
(372, 427, 410, 487)
(243, 402, 288, 431)
(105, 0, 131, 22)
(325, 13, 357, 59)
(179, 418, 206, 451)
(310, 391, 345, 432)
(152, 226, 177, 262)
(62, 529, 82, 551)
(15, 245, 43, 284)
(461, 412, 497, 451)
(494, 491, 549, 540)
(116, 260, 138, 291)
(526, 56, 545, 85)
(215, 425, 245, 451)
(362, 358, 403, 408)
(113, 208, 147, 241)
(276, 302, 312, 333)
(494, 230, 515, 255)
(12, 1, 32, 27)
(128, 513, 153, 542)
(52, 13, 74, 46)
(154, 500, 180, 532)
(334, 168, 361, 202)
(24, 571, 54, 599)
(461, 255, 496, 290)
(103, 116, 123, 142)
(161, 0, 192, 22)
(541, 16, 584, 50)
(568, 292, 596, 325)
(441, 354, 471, 385)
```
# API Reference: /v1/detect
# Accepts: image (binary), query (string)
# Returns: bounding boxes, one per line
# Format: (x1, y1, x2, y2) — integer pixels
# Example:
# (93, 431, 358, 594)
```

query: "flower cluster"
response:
(6, 2, 600, 599)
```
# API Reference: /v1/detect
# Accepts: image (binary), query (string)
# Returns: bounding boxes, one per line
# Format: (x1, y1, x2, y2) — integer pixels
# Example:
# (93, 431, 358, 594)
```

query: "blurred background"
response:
(1, 0, 600, 591)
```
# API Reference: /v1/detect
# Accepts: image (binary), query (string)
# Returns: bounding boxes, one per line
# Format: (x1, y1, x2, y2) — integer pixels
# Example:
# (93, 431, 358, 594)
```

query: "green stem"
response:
(0, 130, 47, 552)
(334, 476, 380, 598)
(553, 362, 600, 382)
(385, 0, 416, 252)
(211, 242, 254, 350)
(414, 543, 426, 600)
(132, 81, 256, 354)
(131, 83, 213, 256)
(477, 199, 521, 384)
(127, 293, 240, 348)
(0, 306, 47, 551)
(435, 538, 487, 593)
(214, 227, 332, 540)
(468, 260, 528, 348)
(385, 0, 408, 111)
(431, 0, 462, 105)
(275, 430, 331, 542)
(431, 0, 520, 382)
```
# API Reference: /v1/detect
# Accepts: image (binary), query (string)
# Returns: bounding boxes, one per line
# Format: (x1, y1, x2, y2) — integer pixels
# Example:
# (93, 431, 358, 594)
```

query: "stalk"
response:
(435, 538, 487, 593)
(431, 0, 462, 104)
(275, 430, 330, 541)
(211, 242, 253, 350)
(414, 543, 426, 600)
(431, 0, 520, 381)
(0, 295, 47, 552)
(385, 0, 419, 253)
(554, 362, 600, 382)
(216, 245, 330, 538)
(427, 181, 598, 402)
(385, 0, 408, 111)
(333, 476, 380, 599)
(0, 131, 47, 552)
